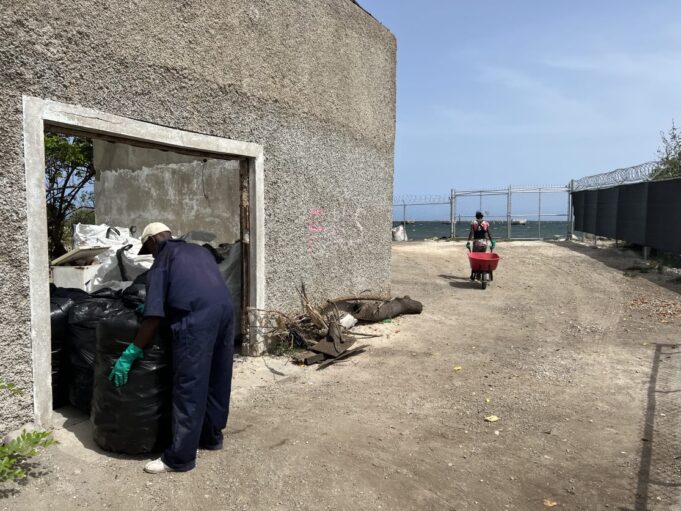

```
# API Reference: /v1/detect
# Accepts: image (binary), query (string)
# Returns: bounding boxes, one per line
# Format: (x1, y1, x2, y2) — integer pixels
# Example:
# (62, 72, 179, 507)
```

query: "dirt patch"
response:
(629, 296, 681, 322)
(3, 241, 681, 510)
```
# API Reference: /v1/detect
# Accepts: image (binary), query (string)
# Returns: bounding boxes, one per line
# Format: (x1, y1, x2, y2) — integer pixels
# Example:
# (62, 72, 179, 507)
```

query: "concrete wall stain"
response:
(94, 140, 241, 243)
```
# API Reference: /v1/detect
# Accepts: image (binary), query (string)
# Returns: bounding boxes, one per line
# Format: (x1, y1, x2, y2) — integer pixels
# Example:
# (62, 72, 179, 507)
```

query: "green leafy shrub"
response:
(0, 431, 56, 483)
(652, 121, 681, 180)
(1, 380, 56, 483)
(0, 381, 22, 395)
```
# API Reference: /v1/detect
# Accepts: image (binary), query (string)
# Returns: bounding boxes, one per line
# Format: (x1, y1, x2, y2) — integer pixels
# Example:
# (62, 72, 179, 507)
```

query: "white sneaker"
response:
(143, 457, 176, 474)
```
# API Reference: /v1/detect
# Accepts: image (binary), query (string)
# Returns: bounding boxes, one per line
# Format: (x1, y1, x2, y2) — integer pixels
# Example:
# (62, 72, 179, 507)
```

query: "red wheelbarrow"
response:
(467, 251, 500, 290)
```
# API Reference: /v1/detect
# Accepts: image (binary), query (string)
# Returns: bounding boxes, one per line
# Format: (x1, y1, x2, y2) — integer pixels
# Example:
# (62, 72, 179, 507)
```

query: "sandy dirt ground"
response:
(3, 240, 681, 510)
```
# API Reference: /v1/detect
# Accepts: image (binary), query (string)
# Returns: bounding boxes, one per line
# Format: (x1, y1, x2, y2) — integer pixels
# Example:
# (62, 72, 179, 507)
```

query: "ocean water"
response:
(393, 220, 569, 241)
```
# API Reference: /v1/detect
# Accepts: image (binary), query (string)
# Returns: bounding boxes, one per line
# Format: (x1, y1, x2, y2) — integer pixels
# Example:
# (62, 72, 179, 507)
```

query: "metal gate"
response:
(393, 185, 570, 240)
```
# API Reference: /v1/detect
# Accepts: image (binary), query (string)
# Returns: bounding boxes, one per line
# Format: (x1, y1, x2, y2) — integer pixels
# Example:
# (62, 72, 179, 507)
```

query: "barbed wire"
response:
(393, 185, 568, 205)
(572, 161, 659, 191)
(392, 195, 449, 205)
(393, 163, 661, 205)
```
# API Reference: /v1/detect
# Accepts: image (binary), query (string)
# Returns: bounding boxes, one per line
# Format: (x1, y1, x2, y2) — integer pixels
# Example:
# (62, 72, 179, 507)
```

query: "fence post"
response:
(538, 188, 542, 238)
(567, 180, 574, 241)
(453, 192, 457, 238)
(506, 185, 512, 240)
(402, 201, 406, 230)
(449, 189, 456, 238)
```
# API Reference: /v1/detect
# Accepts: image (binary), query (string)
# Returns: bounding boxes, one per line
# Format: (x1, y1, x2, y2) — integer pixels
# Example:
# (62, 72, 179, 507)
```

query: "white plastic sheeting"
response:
(73, 224, 131, 247)
(391, 225, 408, 242)
(72, 223, 153, 292)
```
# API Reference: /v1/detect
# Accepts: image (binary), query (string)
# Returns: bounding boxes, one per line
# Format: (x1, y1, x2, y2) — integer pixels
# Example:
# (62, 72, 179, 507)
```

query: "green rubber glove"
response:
(109, 344, 144, 387)
(466, 241, 471, 250)
(135, 303, 145, 315)
(491, 240, 497, 250)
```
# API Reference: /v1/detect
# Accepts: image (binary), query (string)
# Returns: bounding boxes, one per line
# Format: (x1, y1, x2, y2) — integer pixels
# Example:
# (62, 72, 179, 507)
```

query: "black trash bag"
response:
(121, 271, 149, 309)
(67, 298, 128, 414)
(50, 300, 70, 349)
(51, 347, 69, 409)
(90, 287, 123, 299)
(50, 285, 90, 348)
(50, 283, 90, 303)
(92, 309, 172, 454)
(50, 285, 89, 408)
(69, 370, 95, 415)
(202, 243, 224, 264)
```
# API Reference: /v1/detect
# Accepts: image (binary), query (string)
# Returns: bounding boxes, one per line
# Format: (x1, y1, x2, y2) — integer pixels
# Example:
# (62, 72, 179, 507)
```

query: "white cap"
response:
(139, 222, 171, 248)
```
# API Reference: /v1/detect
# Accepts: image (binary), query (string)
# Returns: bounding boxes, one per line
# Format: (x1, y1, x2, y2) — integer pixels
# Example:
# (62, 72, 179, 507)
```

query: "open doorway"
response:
(46, 132, 247, 415)
(23, 97, 265, 429)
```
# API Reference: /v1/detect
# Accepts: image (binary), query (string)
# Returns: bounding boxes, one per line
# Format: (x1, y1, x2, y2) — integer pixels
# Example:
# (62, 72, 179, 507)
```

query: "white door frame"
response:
(22, 96, 266, 428)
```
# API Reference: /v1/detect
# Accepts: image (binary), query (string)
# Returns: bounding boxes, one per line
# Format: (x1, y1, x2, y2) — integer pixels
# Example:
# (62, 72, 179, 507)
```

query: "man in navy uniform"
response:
(109, 222, 235, 474)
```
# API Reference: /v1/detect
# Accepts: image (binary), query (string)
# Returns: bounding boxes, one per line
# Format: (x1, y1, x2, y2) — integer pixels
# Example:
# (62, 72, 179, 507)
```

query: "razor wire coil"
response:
(572, 161, 659, 191)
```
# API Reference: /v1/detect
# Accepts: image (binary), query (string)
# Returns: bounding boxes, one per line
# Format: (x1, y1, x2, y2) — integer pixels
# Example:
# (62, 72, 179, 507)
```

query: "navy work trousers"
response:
(161, 302, 235, 471)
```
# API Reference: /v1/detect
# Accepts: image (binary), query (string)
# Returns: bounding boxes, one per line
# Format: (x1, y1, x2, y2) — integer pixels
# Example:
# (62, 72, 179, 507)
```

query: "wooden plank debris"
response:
(291, 351, 325, 366)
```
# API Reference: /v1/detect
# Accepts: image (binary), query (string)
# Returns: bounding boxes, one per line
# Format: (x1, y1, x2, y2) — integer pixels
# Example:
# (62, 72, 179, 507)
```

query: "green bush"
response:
(0, 431, 56, 483)
(0, 381, 22, 395)
(1, 380, 56, 483)
(652, 121, 681, 180)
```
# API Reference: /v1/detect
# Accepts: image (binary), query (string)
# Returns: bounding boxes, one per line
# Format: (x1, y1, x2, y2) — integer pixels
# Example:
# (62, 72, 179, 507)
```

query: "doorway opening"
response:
(23, 97, 265, 428)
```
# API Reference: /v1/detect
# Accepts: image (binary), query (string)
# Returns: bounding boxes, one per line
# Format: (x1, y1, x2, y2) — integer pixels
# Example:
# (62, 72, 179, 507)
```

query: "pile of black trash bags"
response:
(49, 272, 171, 454)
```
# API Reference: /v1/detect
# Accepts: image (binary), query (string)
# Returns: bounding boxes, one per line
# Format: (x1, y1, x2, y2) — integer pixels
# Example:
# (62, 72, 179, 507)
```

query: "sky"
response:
(359, 0, 681, 218)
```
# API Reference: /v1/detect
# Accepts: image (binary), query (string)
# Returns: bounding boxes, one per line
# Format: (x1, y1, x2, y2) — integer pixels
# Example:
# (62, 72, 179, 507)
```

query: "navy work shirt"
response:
(144, 239, 232, 322)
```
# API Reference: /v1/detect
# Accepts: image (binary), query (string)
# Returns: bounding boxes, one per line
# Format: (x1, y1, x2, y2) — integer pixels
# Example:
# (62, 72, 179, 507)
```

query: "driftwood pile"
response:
(252, 285, 423, 369)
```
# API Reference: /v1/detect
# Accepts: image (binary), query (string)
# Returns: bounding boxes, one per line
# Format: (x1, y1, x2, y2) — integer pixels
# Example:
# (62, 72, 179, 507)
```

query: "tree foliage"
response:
(44, 133, 95, 259)
(652, 121, 681, 180)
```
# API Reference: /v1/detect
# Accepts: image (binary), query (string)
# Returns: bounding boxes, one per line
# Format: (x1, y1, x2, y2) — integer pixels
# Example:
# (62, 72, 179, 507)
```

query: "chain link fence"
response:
(393, 185, 570, 240)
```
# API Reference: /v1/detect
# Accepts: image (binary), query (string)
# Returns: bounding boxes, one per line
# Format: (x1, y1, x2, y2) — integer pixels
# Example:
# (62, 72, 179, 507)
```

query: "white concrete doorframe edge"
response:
(22, 96, 266, 429)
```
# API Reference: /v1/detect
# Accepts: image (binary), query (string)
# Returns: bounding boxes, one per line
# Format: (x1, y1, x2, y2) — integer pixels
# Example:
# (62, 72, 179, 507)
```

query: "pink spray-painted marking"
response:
(306, 208, 326, 254)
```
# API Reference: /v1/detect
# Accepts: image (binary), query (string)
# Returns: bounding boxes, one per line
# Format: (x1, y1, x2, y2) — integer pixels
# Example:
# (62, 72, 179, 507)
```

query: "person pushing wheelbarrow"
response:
(466, 211, 500, 289)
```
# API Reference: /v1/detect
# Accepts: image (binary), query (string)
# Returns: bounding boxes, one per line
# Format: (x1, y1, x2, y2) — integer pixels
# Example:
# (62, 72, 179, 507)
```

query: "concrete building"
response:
(0, 1, 395, 434)
(93, 141, 243, 244)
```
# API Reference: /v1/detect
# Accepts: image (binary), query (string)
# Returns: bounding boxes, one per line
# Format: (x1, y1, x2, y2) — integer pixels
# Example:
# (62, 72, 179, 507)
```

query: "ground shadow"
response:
(448, 281, 485, 290)
(439, 273, 488, 290)
(550, 241, 681, 297)
(438, 274, 472, 282)
(0, 486, 20, 499)
(53, 406, 156, 463)
(618, 343, 681, 511)
(0, 454, 52, 499)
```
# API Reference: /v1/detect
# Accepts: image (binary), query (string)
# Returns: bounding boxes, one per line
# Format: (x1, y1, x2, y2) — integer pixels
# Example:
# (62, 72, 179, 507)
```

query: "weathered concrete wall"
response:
(93, 141, 241, 243)
(0, 0, 395, 433)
